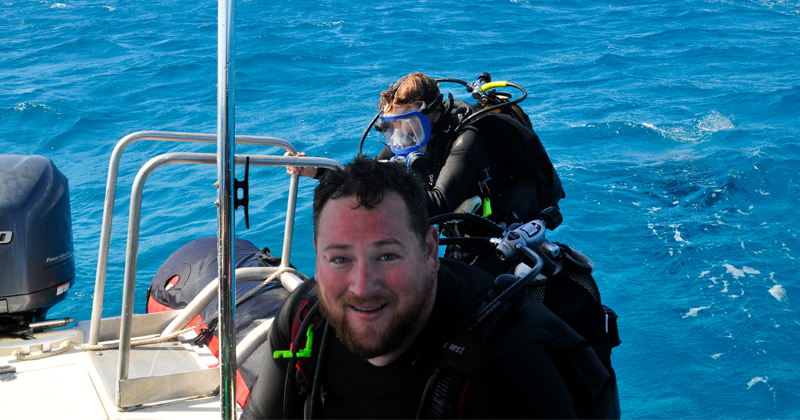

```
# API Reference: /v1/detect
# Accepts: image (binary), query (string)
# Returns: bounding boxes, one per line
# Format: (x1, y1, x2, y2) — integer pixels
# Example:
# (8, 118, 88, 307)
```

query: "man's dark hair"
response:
(313, 156, 429, 244)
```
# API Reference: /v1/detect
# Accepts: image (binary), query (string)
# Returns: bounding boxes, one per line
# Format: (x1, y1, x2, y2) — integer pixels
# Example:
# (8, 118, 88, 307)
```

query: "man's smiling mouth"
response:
(349, 303, 388, 313)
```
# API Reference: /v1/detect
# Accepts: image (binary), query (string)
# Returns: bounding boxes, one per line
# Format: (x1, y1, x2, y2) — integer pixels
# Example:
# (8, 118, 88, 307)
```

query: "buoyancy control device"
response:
(425, 207, 621, 418)
(444, 73, 557, 187)
(0, 154, 75, 334)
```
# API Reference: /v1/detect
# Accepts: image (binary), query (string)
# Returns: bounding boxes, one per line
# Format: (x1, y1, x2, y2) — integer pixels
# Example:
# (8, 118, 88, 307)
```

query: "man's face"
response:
(314, 192, 439, 360)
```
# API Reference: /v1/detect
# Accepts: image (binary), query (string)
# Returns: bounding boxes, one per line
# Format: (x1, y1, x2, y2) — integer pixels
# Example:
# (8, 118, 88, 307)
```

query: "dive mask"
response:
(377, 110, 432, 155)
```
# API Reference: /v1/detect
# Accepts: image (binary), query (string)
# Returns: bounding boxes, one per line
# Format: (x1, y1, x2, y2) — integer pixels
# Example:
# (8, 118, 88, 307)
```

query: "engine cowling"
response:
(0, 154, 74, 332)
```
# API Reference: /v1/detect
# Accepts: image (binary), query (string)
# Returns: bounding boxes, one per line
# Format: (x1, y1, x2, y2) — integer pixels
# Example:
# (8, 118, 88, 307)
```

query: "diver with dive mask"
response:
(286, 72, 563, 235)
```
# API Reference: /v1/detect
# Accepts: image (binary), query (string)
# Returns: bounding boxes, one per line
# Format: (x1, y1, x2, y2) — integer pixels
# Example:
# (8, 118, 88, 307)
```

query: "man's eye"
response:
(331, 257, 350, 264)
(378, 254, 398, 262)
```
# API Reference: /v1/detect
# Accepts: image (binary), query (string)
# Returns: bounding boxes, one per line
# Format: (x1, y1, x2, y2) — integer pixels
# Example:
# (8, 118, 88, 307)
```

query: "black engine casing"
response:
(0, 154, 74, 330)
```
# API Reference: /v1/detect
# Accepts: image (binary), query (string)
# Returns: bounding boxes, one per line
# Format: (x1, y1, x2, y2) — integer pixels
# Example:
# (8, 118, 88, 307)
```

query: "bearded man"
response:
(242, 157, 583, 419)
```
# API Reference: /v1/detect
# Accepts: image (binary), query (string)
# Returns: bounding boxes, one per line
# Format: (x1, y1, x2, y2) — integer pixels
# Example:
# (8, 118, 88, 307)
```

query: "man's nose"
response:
(348, 259, 381, 298)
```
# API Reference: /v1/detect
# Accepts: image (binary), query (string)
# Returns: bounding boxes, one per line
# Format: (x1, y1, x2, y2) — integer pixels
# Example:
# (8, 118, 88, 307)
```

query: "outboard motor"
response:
(0, 155, 75, 334)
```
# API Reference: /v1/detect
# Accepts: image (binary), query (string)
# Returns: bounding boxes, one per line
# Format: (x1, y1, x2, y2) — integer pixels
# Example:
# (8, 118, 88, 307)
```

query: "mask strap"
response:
(419, 93, 444, 115)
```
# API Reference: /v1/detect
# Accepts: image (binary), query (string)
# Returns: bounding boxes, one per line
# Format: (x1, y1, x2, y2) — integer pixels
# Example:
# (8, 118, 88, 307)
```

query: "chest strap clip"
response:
(274, 324, 315, 359)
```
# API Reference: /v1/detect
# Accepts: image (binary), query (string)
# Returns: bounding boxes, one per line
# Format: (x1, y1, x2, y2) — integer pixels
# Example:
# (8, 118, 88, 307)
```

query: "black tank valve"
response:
(538, 206, 563, 230)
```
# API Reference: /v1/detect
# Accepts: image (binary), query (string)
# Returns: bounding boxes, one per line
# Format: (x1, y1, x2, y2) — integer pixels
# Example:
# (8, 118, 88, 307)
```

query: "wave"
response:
(639, 110, 735, 142)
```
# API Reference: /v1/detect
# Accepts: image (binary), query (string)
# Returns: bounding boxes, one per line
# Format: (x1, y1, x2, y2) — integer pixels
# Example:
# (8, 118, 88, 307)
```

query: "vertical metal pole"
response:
(280, 173, 299, 268)
(217, 0, 237, 418)
(89, 143, 125, 345)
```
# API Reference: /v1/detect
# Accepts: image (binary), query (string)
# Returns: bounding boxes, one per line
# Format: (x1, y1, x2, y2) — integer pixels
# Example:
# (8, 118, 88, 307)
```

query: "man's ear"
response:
(425, 225, 440, 273)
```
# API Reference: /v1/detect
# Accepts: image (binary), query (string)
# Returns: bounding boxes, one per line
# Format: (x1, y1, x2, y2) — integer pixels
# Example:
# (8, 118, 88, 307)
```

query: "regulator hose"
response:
(428, 212, 505, 237)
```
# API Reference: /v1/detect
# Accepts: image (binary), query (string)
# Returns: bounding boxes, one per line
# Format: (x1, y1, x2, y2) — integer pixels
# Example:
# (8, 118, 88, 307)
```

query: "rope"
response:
(13, 321, 206, 361)
(228, 267, 308, 315)
(12, 267, 310, 362)
(198, 267, 308, 330)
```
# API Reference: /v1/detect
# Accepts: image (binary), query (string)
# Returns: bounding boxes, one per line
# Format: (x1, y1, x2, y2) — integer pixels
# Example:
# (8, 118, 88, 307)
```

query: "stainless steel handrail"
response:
(159, 266, 302, 368)
(236, 319, 273, 369)
(89, 131, 297, 345)
(159, 267, 303, 337)
(114, 152, 341, 407)
(159, 267, 280, 337)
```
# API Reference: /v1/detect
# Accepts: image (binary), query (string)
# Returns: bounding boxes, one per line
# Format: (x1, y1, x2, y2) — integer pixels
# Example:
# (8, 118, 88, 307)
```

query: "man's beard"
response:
(318, 275, 435, 360)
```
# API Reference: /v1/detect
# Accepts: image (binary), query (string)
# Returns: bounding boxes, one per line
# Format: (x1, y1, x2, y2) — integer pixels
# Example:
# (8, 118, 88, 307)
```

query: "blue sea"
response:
(2, 0, 799, 418)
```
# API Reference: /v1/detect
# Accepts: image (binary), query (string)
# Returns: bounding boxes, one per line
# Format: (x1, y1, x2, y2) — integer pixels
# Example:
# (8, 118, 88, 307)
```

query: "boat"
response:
(0, 1, 340, 418)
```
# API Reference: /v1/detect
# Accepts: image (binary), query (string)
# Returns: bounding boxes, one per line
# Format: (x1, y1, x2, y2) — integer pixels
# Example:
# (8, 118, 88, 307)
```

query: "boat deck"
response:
(0, 319, 232, 420)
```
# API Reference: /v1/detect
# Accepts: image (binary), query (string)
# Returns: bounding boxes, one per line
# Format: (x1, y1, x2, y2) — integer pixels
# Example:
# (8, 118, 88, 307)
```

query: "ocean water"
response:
(2, 0, 799, 418)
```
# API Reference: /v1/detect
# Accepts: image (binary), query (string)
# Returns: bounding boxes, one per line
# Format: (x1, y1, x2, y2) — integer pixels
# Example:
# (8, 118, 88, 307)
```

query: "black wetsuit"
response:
(375, 124, 494, 219)
(242, 259, 581, 419)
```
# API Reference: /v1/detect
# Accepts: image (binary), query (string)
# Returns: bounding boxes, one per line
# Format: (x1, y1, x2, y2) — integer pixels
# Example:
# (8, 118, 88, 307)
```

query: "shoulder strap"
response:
(272, 279, 327, 419)
(283, 298, 323, 385)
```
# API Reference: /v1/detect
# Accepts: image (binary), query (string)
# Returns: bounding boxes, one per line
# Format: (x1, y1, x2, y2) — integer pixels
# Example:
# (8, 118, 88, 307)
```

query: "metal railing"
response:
(87, 132, 341, 409)
(89, 131, 298, 345)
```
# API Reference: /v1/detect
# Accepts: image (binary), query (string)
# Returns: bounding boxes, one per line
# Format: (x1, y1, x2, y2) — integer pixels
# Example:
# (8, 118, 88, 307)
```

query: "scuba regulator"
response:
(389, 151, 430, 175)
